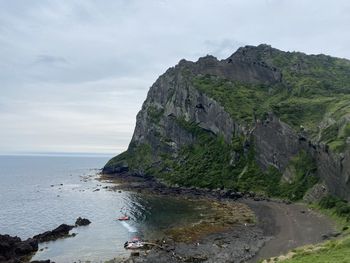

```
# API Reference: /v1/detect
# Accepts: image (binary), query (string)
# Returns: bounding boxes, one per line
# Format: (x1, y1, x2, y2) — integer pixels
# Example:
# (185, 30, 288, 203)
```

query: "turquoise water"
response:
(0, 155, 205, 262)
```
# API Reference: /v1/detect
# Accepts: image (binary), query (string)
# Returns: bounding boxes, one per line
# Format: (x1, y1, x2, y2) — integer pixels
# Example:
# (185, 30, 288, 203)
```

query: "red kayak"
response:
(118, 216, 130, 221)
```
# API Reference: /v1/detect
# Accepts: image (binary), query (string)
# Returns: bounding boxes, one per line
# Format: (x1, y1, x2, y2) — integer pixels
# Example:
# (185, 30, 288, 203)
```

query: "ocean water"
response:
(0, 155, 205, 262)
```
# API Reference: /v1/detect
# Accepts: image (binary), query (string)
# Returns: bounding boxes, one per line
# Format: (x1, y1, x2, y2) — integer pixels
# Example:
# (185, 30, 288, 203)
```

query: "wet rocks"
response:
(0, 217, 91, 263)
(32, 217, 92, 243)
(130, 251, 140, 257)
(128, 225, 267, 263)
(33, 224, 74, 243)
(0, 234, 38, 263)
(107, 173, 256, 203)
(75, 217, 91, 226)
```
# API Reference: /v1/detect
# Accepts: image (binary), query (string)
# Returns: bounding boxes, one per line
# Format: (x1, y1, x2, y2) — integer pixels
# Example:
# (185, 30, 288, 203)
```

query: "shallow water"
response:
(0, 155, 212, 262)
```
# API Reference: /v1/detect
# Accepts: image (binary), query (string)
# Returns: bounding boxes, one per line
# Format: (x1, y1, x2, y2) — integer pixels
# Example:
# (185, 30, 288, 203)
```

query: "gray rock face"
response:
(253, 114, 301, 171)
(129, 45, 282, 156)
(105, 44, 350, 201)
(253, 114, 350, 201)
(0, 234, 38, 263)
(303, 183, 329, 203)
(130, 61, 242, 161)
(311, 146, 350, 201)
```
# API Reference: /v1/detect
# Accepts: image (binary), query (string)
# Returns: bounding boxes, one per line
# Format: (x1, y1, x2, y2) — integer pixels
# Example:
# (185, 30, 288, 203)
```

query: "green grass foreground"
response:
(263, 198, 350, 263)
(281, 235, 350, 263)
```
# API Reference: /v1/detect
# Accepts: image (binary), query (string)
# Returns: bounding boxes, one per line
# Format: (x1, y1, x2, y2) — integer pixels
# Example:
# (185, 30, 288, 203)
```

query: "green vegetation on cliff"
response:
(193, 50, 350, 151)
(275, 151, 318, 201)
(146, 118, 317, 200)
(269, 51, 350, 95)
(147, 105, 164, 124)
(147, 118, 244, 189)
(319, 195, 350, 221)
(104, 142, 153, 173)
(193, 75, 270, 125)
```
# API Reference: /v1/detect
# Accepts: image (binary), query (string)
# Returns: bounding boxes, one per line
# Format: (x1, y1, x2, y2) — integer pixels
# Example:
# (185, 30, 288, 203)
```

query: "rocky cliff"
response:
(104, 44, 350, 201)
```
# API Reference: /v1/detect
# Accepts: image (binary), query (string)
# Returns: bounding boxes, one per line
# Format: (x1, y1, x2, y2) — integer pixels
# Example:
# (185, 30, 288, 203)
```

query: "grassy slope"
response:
(275, 235, 350, 263)
(262, 196, 350, 263)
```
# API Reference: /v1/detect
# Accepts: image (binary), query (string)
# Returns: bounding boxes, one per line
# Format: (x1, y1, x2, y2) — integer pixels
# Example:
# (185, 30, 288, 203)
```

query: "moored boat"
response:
(117, 215, 130, 221)
(124, 238, 144, 249)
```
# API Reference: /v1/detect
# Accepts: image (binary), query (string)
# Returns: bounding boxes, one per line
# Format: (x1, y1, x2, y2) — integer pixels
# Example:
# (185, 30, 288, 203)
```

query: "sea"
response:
(0, 155, 204, 262)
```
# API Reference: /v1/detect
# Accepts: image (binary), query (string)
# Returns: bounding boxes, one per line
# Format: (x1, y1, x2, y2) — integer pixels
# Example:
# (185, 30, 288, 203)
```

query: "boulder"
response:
(0, 234, 38, 262)
(75, 217, 91, 226)
(33, 224, 74, 242)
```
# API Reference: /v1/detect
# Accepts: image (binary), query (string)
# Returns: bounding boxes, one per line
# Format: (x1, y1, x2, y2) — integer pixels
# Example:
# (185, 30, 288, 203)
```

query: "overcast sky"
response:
(0, 0, 349, 155)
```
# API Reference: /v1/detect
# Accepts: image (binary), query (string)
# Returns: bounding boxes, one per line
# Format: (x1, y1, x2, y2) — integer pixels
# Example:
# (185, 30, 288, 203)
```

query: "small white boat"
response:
(124, 238, 144, 249)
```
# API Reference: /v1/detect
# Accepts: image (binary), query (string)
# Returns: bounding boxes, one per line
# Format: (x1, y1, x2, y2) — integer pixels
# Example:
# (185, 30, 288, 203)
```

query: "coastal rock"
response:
(75, 217, 91, 226)
(0, 218, 88, 263)
(0, 234, 38, 263)
(33, 224, 74, 243)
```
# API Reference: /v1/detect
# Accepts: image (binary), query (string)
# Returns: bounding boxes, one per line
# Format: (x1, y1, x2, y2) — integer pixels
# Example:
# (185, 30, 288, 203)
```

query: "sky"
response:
(0, 0, 349, 155)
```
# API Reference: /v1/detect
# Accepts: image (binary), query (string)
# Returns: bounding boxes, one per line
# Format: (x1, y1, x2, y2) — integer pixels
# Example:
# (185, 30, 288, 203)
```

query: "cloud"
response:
(35, 55, 69, 66)
(0, 0, 349, 154)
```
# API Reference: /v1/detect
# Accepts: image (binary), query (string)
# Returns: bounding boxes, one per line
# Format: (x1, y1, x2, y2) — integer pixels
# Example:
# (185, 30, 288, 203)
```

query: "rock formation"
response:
(104, 44, 350, 201)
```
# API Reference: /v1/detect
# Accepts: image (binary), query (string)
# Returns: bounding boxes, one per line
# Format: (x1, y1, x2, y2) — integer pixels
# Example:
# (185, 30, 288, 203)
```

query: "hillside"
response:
(103, 44, 350, 202)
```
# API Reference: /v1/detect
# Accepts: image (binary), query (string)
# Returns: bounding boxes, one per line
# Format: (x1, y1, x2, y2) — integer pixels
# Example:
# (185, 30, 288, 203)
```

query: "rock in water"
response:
(33, 224, 74, 242)
(0, 234, 38, 262)
(75, 217, 91, 226)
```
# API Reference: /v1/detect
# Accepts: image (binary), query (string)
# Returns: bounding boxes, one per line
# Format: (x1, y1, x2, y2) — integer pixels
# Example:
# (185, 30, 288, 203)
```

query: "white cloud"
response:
(0, 0, 349, 154)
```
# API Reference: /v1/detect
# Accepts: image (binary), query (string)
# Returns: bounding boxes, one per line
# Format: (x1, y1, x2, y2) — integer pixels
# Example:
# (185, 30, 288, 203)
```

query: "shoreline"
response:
(244, 199, 336, 262)
(101, 173, 337, 263)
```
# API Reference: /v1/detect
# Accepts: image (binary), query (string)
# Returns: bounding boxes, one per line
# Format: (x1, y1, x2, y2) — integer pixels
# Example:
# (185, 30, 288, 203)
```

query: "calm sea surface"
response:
(0, 155, 205, 262)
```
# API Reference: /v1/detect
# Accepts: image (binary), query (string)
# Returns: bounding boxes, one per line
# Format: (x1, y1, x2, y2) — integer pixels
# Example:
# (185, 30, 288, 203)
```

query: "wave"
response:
(120, 221, 137, 233)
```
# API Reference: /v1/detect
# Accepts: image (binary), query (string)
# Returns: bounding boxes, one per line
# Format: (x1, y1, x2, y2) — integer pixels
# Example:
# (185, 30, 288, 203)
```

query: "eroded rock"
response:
(0, 234, 38, 263)
(33, 224, 74, 243)
(75, 217, 91, 226)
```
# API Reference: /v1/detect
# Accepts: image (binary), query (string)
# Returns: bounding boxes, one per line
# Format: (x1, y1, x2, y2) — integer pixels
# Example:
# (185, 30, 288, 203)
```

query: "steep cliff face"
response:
(104, 44, 350, 201)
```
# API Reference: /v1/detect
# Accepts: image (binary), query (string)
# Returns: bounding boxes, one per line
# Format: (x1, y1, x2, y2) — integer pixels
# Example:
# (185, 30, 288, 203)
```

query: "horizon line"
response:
(0, 151, 116, 157)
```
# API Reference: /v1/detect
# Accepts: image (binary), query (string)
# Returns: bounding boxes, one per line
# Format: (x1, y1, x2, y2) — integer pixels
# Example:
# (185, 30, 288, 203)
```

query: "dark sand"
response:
(244, 199, 336, 262)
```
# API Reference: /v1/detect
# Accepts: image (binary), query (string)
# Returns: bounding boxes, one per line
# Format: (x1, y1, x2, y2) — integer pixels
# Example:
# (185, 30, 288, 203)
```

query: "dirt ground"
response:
(243, 199, 336, 262)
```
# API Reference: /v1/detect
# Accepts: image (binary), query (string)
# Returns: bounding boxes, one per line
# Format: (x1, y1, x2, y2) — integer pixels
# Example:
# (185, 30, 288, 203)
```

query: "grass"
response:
(317, 195, 350, 222)
(193, 75, 270, 126)
(104, 142, 153, 173)
(276, 235, 350, 263)
(309, 204, 349, 232)
(263, 196, 350, 263)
